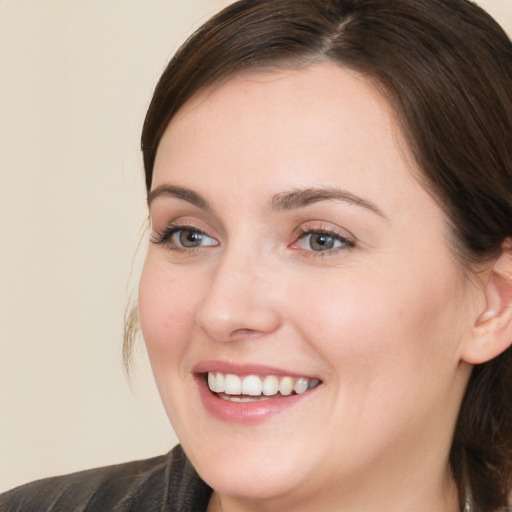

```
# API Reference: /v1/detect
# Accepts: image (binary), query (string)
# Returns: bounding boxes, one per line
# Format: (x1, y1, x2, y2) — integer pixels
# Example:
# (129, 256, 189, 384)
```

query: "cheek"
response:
(138, 256, 206, 432)
(288, 267, 466, 456)
(138, 257, 197, 364)
(291, 266, 464, 394)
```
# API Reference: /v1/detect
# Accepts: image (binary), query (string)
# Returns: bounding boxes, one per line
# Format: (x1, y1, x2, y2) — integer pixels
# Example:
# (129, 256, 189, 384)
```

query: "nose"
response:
(195, 248, 281, 343)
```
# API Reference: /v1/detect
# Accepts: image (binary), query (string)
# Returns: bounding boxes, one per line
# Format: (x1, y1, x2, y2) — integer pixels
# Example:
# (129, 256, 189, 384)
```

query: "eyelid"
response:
(148, 205, 222, 239)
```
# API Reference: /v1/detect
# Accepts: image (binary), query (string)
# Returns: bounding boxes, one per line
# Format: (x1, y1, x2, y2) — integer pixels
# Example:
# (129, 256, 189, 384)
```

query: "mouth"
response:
(193, 362, 323, 423)
(206, 371, 321, 402)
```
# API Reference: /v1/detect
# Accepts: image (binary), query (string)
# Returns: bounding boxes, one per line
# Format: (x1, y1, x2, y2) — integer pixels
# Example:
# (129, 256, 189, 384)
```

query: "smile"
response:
(194, 362, 323, 424)
(207, 372, 321, 401)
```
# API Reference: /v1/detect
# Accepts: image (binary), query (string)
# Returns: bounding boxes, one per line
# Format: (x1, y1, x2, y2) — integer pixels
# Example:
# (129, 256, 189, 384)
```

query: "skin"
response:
(138, 64, 484, 511)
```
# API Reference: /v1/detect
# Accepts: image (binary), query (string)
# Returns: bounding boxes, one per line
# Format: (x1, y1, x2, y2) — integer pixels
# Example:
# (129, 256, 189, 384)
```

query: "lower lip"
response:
(196, 376, 317, 425)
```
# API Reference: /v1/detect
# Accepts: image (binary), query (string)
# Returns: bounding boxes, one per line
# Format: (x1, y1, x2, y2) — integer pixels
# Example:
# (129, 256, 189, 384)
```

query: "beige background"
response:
(1, 0, 510, 493)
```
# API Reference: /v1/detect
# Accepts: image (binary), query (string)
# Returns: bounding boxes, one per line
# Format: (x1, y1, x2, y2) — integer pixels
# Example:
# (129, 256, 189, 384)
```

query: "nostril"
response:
(229, 328, 267, 341)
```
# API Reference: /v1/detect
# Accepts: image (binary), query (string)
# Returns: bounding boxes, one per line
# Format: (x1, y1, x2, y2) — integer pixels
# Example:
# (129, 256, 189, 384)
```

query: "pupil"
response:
(311, 233, 334, 251)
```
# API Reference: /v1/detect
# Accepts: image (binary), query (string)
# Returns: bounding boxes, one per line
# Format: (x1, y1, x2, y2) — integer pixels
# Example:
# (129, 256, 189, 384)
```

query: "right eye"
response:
(173, 228, 217, 248)
(152, 226, 218, 250)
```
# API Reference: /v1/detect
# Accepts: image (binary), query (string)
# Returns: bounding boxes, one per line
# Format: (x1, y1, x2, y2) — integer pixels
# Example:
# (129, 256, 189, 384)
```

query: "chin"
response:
(198, 456, 307, 502)
(181, 431, 318, 501)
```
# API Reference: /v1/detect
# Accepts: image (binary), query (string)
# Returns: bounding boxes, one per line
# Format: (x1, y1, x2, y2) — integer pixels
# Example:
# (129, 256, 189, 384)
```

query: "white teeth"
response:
(207, 372, 320, 397)
(242, 375, 263, 396)
(279, 376, 294, 396)
(215, 372, 225, 393)
(294, 377, 309, 394)
(208, 372, 216, 391)
(208, 372, 224, 393)
(262, 375, 279, 396)
(220, 395, 270, 402)
(224, 374, 242, 395)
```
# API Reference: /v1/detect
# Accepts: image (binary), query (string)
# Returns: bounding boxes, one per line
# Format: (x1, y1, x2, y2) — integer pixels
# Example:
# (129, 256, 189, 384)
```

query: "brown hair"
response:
(138, 1, 512, 509)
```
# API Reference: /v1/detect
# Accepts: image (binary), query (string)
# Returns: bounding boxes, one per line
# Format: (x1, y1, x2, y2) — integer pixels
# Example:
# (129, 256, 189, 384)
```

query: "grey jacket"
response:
(0, 445, 212, 511)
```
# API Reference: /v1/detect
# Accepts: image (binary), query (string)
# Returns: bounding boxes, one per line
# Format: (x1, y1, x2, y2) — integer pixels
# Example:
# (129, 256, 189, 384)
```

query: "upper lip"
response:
(193, 360, 321, 380)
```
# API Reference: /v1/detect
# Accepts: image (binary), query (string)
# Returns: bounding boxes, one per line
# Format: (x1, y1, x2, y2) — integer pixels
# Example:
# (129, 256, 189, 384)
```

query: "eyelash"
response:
(150, 223, 216, 253)
(151, 224, 355, 256)
(292, 227, 355, 256)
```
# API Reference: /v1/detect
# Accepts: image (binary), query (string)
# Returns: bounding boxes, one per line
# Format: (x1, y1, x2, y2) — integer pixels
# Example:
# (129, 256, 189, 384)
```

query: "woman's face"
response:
(139, 64, 478, 508)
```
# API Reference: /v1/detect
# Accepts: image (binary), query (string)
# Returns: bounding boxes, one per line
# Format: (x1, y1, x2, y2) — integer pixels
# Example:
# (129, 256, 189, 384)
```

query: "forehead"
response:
(153, 63, 419, 200)
(167, 64, 399, 143)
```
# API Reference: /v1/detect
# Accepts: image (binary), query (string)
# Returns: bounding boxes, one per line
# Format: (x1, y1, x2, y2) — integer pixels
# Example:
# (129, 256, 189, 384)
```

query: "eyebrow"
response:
(148, 184, 211, 210)
(148, 184, 387, 219)
(270, 187, 388, 219)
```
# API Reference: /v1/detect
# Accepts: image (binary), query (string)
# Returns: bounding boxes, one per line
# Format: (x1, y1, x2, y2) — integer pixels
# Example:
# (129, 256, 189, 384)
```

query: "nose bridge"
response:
(195, 237, 280, 342)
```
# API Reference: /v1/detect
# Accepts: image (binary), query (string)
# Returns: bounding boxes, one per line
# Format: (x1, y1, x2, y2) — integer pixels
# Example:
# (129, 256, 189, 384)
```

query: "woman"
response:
(2, 0, 512, 510)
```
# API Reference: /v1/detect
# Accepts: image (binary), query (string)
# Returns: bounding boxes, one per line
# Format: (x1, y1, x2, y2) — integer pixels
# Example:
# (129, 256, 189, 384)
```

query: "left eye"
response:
(171, 228, 217, 248)
(297, 231, 353, 252)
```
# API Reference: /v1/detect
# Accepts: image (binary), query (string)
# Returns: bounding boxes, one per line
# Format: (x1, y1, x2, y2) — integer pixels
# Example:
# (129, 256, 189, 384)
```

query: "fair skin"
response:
(139, 64, 490, 511)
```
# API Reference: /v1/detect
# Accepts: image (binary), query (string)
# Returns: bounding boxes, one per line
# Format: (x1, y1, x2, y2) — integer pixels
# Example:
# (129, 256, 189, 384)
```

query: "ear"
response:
(462, 239, 512, 365)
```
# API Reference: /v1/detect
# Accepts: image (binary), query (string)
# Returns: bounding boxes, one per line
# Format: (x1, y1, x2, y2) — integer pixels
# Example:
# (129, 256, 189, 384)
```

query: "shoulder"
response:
(0, 445, 211, 512)
(0, 453, 169, 512)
